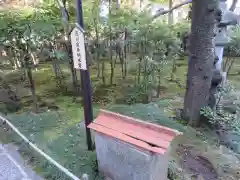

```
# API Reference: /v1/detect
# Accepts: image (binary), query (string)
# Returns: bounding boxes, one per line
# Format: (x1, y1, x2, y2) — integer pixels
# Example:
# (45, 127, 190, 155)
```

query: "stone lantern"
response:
(215, 0, 239, 82)
(209, 0, 239, 108)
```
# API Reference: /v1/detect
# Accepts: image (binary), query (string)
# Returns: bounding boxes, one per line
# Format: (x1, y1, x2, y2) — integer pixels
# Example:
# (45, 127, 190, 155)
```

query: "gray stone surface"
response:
(95, 133, 168, 180)
(0, 144, 43, 180)
(0, 154, 25, 180)
(0, 145, 4, 153)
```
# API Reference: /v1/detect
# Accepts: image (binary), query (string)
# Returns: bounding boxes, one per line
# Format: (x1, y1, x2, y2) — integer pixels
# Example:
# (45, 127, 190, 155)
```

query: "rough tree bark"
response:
(229, 0, 238, 11)
(25, 53, 39, 113)
(168, 0, 173, 24)
(182, 0, 217, 125)
(27, 66, 39, 113)
(58, 0, 80, 96)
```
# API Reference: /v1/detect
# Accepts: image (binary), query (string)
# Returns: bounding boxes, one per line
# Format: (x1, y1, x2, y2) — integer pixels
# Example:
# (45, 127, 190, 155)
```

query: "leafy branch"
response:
(152, 0, 192, 20)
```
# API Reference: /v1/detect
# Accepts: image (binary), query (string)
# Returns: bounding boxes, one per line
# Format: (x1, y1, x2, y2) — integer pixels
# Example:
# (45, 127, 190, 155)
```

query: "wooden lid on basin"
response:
(88, 109, 182, 155)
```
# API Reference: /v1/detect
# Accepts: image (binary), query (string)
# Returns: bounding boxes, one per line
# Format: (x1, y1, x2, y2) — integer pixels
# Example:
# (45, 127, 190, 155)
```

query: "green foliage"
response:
(0, 2, 185, 104)
(82, 5, 183, 102)
(0, 7, 64, 66)
(0, 102, 7, 114)
(225, 25, 240, 57)
(200, 82, 240, 131)
(201, 106, 238, 128)
(171, 20, 190, 37)
(149, 0, 169, 4)
(0, 3, 187, 179)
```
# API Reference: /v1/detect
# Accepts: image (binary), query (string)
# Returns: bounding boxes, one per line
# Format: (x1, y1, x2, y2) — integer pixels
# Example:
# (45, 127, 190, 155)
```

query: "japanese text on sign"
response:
(70, 27, 87, 70)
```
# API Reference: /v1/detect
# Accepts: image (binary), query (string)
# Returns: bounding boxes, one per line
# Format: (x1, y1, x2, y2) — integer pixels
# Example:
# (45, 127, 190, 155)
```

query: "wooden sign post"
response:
(70, 26, 87, 70)
(71, 0, 94, 151)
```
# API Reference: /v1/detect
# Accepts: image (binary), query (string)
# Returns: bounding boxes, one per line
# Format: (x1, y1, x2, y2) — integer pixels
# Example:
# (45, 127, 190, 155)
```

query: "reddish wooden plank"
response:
(96, 114, 173, 141)
(99, 109, 182, 137)
(88, 123, 166, 155)
(94, 115, 170, 150)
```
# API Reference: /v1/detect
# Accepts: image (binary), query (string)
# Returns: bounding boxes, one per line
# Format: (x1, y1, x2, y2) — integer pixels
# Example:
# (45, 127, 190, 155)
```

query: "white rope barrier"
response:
(0, 115, 82, 180)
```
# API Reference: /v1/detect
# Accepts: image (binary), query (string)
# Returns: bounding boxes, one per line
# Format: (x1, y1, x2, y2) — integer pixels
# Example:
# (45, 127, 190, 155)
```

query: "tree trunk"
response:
(69, 58, 80, 96)
(94, 18, 101, 79)
(230, 0, 238, 11)
(110, 40, 114, 84)
(124, 28, 127, 79)
(27, 67, 39, 113)
(30, 52, 38, 71)
(65, 42, 80, 97)
(9, 49, 19, 69)
(52, 59, 64, 87)
(13, 58, 18, 70)
(109, 0, 114, 84)
(156, 73, 161, 98)
(97, 60, 101, 79)
(121, 59, 124, 79)
(16, 58, 21, 68)
(182, 0, 217, 125)
(170, 58, 177, 81)
(137, 58, 142, 84)
(102, 62, 106, 84)
(110, 61, 114, 85)
(226, 57, 236, 76)
(168, 0, 173, 24)
(65, 39, 79, 96)
(140, 0, 143, 9)
(58, 0, 80, 96)
(116, 0, 120, 8)
(143, 60, 149, 104)
(223, 55, 230, 71)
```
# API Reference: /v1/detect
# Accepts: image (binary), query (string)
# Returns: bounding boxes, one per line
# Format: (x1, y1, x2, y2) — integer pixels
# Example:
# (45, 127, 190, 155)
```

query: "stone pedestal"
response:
(88, 110, 182, 180)
(95, 133, 169, 180)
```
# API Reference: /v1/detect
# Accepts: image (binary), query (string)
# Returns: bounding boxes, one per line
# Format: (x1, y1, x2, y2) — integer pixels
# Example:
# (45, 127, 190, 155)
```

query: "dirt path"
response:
(176, 144, 218, 180)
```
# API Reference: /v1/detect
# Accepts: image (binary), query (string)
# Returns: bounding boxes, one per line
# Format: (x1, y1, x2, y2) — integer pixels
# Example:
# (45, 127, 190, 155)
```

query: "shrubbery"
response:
(0, 4, 190, 110)
(225, 25, 240, 57)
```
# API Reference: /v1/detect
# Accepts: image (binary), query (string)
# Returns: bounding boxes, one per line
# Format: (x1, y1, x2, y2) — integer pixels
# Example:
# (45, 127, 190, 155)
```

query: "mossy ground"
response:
(0, 57, 240, 179)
